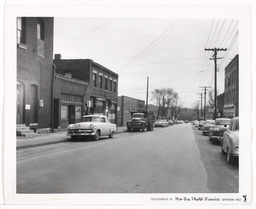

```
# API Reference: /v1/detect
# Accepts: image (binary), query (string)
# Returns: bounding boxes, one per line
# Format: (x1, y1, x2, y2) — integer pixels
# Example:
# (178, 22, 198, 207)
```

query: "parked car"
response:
(198, 120, 206, 130)
(209, 118, 231, 144)
(193, 120, 199, 127)
(155, 119, 169, 127)
(67, 115, 117, 141)
(221, 117, 239, 164)
(202, 119, 215, 135)
(168, 120, 174, 126)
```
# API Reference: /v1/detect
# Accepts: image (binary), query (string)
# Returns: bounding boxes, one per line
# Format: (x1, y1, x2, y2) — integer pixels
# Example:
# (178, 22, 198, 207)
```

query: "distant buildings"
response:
(117, 96, 145, 127)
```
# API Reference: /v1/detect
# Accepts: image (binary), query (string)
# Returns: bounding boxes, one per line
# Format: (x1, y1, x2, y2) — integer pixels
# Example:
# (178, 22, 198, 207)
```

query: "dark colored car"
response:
(202, 120, 215, 135)
(209, 118, 231, 144)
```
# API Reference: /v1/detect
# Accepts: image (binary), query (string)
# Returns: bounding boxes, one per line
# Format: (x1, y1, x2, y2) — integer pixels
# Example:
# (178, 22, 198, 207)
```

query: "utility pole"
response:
(197, 101, 200, 120)
(205, 48, 227, 119)
(146, 76, 149, 112)
(200, 86, 211, 120)
(197, 93, 203, 120)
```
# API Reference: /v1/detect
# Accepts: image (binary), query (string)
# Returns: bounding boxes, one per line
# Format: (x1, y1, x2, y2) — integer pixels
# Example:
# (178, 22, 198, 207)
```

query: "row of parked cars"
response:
(192, 117, 239, 164)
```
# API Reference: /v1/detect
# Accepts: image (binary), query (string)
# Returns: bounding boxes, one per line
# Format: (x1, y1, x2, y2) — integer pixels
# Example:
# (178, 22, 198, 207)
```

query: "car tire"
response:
(211, 138, 215, 144)
(209, 133, 212, 141)
(93, 130, 100, 141)
(227, 148, 234, 164)
(127, 127, 131, 132)
(141, 124, 145, 132)
(71, 136, 77, 140)
(109, 131, 114, 138)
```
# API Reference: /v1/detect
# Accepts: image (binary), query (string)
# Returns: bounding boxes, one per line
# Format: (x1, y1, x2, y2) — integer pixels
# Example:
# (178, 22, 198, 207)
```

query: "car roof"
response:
(82, 115, 106, 118)
(215, 118, 231, 120)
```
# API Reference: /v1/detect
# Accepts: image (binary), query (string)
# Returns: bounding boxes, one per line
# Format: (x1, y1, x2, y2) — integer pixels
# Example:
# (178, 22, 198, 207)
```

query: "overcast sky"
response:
(54, 17, 238, 108)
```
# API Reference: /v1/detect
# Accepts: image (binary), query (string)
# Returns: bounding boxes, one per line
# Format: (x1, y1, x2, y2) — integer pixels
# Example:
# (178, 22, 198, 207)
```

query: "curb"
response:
(17, 128, 127, 150)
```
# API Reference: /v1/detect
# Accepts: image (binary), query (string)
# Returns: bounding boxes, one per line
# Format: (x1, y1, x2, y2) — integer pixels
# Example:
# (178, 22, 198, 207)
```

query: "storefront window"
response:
(61, 105, 68, 120)
(75, 106, 82, 119)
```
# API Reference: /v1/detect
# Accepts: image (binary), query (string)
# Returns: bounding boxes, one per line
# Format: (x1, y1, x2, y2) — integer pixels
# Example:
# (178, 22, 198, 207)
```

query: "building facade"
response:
(53, 55, 118, 124)
(53, 74, 88, 129)
(223, 54, 239, 118)
(117, 96, 145, 127)
(217, 93, 225, 118)
(17, 17, 54, 130)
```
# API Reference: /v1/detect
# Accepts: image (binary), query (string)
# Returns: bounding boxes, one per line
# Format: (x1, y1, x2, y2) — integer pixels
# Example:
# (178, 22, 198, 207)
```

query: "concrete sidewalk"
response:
(17, 126, 127, 149)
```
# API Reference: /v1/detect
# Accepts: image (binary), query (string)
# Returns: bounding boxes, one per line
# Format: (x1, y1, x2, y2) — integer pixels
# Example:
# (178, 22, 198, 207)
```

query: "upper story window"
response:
(37, 21, 44, 41)
(105, 76, 108, 91)
(109, 79, 113, 92)
(17, 17, 26, 45)
(93, 73, 97, 88)
(113, 80, 117, 93)
(99, 75, 103, 89)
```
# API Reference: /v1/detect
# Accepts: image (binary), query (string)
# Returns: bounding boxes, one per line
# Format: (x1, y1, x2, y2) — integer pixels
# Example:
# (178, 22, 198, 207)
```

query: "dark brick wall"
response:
(17, 17, 54, 128)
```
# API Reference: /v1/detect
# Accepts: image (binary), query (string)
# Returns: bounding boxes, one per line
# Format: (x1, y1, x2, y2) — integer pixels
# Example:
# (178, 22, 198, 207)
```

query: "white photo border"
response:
(3, 2, 252, 206)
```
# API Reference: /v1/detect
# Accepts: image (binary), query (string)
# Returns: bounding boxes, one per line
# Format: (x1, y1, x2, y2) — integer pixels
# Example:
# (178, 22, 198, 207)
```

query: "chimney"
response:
(54, 54, 61, 60)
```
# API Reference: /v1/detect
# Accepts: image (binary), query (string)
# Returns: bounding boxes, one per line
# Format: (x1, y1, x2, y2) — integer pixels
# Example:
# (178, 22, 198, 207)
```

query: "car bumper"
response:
(67, 129, 96, 136)
(230, 149, 239, 157)
(211, 135, 222, 142)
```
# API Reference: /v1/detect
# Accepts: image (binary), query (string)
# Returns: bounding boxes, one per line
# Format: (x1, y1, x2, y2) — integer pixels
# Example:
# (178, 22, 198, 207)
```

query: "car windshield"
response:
(133, 113, 143, 118)
(83, 116, 101, 122)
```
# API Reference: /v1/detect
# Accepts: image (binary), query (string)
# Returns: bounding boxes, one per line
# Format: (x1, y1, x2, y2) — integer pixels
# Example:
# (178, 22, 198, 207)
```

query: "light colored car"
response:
(209, 118, 231, 144)
(168, 120, 174, 125)
(193, 120, 199, 127)
(198, 120, 206, 130)
(67, 115, 117, 141)
(221, 117, 239, 164)
(202, 119, 215, 135)
(155, 119, 168, 127)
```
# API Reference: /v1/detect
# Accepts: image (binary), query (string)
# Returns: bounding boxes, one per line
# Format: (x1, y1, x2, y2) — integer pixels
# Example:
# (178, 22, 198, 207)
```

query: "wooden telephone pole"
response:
(199, 86, 211, 120)
(204, 48, 227, 119)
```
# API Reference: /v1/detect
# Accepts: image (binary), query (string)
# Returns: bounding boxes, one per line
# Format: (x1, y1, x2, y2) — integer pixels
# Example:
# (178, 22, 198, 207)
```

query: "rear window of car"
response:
(215, 119, 230, 125)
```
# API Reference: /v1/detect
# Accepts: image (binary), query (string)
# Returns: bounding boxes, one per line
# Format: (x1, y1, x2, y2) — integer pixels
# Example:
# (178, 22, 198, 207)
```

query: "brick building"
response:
(17, 17, 54, 130)
(223, 54, 239, 118)
(217, 93, 225, 118)
(53, 74, 88, 129)
(117, 96, 145, 127)
(53, 55, 118, 124)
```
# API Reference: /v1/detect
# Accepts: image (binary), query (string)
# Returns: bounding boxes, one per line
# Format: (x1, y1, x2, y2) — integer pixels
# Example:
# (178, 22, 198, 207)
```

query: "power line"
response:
(54, 18, 121, 48)
(118, 19, 184, 71)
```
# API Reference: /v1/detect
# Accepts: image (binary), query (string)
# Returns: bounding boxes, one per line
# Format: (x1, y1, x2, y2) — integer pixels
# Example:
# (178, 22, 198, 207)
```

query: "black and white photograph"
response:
(2, 0, 253, 207)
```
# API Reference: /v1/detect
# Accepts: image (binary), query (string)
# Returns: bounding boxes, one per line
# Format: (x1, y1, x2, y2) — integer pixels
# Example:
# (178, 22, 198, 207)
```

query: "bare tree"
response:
(151, 88, 179, 119)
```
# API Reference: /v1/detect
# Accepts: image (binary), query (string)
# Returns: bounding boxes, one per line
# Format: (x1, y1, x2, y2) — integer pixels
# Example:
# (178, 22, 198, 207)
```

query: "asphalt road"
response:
(17, 123, 238, 193)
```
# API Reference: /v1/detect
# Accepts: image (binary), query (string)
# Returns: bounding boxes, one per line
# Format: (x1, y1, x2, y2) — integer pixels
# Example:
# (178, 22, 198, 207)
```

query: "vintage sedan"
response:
(155, 119, 169, 127)
(198, 120, 206, 130)
(67, 115, 117, 141)
(221, 117, 239, 164)
(202, 119, 215, 135)
(209, 118, 231, 144)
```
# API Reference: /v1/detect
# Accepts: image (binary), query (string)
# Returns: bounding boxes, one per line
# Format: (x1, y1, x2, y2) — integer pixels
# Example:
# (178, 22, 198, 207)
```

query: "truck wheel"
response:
(71, 136, 77, 140)
(127, 127, 131, 132)
(141, 124, 145, 132)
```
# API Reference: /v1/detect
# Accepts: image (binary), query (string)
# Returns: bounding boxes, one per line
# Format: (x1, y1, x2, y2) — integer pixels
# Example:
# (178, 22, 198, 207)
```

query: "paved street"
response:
(17, 123, 238, 193)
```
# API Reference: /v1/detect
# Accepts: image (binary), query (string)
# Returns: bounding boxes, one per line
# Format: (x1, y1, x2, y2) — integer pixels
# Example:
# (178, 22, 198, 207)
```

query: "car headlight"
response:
(68, 125, 72, 130)
(89, 124, 94, 130)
